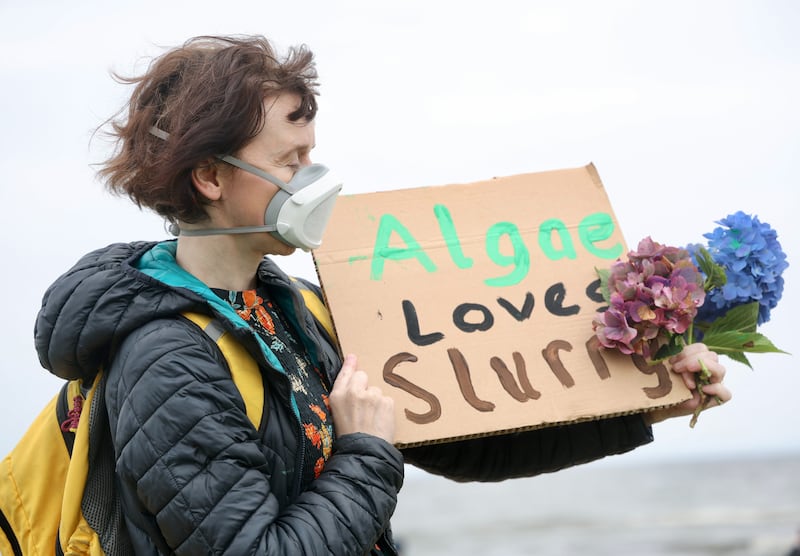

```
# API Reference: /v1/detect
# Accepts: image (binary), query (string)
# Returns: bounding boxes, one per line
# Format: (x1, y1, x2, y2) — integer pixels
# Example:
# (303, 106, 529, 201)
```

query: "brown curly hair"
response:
(98, 35, 318, 224)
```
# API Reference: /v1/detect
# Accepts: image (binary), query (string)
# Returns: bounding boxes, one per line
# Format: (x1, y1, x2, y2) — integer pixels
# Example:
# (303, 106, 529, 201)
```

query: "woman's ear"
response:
(191, 159, 223, 201)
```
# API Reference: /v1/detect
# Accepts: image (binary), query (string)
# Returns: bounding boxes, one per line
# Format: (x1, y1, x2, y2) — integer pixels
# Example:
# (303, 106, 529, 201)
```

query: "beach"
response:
(391, 452, 800, 556)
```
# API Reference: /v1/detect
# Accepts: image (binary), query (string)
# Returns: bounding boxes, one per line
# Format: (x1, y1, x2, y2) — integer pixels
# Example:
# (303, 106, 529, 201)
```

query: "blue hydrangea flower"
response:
(692, 211, 788, 325)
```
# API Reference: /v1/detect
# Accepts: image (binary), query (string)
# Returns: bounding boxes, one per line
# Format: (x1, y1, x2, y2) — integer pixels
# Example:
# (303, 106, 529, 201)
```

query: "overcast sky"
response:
(1, 1, 797, 464)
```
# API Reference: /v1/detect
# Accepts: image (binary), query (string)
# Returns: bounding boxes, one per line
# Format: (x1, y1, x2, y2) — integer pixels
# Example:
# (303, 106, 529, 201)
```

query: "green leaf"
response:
(654, 342, 682, 361)
(705, 302, 759, 335)
(653, 335, 683, 361)
(702, 330, 789, 355)
(722, 350, 752, 369)
(694, 246, 727, 291)
(595, 267, 611, 303)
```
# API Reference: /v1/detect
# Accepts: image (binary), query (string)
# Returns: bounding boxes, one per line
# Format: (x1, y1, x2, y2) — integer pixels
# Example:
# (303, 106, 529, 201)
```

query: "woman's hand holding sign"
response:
(330, 354, 396, 444)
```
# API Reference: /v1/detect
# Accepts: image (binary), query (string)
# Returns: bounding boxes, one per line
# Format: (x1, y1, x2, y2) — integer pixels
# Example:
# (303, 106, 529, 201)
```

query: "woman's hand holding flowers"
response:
(592, 212, 787, 428)
(643, 343, 732, 425)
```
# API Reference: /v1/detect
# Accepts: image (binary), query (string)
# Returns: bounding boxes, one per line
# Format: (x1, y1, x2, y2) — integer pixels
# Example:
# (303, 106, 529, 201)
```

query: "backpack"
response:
(0, 283, 337, 556)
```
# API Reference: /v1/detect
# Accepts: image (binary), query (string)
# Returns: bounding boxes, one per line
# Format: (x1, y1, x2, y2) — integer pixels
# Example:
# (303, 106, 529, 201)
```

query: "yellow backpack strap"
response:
(182, 312, 264, 430)
(290, 277, 338, 343)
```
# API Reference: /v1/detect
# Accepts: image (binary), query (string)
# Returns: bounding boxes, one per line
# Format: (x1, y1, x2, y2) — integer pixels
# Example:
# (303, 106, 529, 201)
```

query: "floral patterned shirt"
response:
(213, 285, 334, 484)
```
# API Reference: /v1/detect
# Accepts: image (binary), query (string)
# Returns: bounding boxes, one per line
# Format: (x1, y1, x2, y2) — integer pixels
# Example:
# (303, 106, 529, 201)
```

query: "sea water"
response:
(391, 452, 800, 556)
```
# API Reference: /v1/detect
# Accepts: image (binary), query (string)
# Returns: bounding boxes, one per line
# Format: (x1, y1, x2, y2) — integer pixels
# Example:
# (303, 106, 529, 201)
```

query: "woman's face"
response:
(218, 92, 316, 256)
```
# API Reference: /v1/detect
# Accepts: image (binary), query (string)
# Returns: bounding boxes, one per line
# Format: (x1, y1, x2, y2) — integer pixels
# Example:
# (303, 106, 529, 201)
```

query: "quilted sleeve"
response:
(402, 415, 653, 482)
(106, 318, 404, 555)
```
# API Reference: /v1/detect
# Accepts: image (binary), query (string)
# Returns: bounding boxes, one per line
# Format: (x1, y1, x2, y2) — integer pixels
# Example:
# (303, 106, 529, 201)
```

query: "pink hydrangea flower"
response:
(593, 237, 706, 358)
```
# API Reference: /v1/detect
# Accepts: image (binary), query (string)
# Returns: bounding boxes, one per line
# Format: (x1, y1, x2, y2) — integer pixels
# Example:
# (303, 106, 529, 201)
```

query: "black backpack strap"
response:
(79, 372, 135, 556)
(0, 510, 22, 556)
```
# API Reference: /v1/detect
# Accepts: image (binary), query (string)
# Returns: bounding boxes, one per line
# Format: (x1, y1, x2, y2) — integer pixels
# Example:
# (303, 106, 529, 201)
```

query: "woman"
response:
(35, 35, 730, 555)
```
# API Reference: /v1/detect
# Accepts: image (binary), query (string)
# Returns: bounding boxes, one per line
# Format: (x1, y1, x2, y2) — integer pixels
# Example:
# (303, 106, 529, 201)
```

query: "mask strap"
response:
(177, 224, 278, 236)
(148, 126, 295, 193)
(216, 155, 294, 192)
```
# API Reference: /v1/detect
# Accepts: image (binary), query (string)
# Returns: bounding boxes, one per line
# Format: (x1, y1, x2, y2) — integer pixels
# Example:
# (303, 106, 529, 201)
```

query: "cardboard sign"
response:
(312, 164, 691, 447)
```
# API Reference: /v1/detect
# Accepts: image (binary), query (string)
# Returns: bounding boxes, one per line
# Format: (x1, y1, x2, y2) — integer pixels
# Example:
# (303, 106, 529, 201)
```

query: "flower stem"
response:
(689, 358, 722, 428)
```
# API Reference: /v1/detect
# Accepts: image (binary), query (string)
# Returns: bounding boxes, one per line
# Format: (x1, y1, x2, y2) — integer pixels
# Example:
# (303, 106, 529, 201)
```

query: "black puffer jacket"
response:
(35, 240, 654, 555)
(35, 241, 404, 555)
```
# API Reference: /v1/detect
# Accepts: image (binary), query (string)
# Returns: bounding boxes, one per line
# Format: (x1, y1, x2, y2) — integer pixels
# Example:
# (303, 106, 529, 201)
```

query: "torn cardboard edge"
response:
(392, 401, 682, 449)
(312, 255, 344, 358)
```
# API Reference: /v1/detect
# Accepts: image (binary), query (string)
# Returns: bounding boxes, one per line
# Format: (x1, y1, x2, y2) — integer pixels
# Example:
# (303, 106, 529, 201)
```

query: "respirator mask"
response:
(150, 126, 343, 251)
